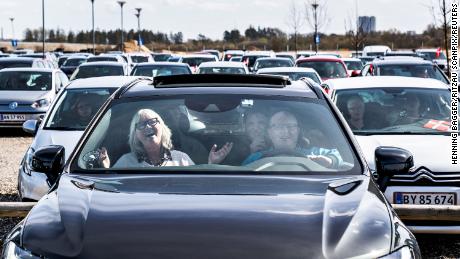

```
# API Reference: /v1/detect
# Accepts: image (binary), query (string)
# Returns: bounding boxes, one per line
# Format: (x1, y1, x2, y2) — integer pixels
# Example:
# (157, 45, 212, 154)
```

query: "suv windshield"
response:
(75, 94, 358, 173)
(73, 66, 124, 79)
(335, 88, 451, 135)
(378, 64, 448, 84)
(0, 71, 52, 91)
(298, 61, 347, 79)
(344, 61, 363, 70)
(63, 58, 86, 67)
(254, 59, 293, 70)
(45, 88, 114, 130)
(260, 72, 321, 83)
(132, 65, 191, 77)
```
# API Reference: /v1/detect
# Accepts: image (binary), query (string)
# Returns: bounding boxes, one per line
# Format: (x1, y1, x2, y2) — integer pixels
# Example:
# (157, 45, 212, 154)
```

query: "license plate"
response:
(394, 192, 456, 205)
(1, 114, 27, 121)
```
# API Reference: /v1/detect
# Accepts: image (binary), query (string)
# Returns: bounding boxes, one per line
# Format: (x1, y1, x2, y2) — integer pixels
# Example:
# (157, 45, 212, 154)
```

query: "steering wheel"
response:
(245, 150, 331, 172)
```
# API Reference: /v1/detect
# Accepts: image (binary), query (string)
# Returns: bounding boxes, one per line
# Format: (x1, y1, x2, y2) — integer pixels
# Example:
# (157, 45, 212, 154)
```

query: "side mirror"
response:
(31, 145, 65, 186)
(375, 146, 413, 192)
(22, 120, 39, 135)
(351, 70, 361, 77)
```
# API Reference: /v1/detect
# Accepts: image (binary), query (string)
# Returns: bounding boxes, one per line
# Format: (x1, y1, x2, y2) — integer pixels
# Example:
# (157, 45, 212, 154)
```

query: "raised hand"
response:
(208, 142, 233, 164)
(98, 147, 111, 168)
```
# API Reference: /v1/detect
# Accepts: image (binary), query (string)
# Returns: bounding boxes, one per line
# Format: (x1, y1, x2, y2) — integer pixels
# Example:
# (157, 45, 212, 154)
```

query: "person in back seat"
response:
(345, 95, 386, 130)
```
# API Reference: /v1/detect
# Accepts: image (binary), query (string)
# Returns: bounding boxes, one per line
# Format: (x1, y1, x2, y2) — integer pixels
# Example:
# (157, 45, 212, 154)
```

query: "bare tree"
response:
(426, 0, 452, 75)
(344, 0, 367, 57)
(286, 1, 304, 53)
(304, 0, 330, 52)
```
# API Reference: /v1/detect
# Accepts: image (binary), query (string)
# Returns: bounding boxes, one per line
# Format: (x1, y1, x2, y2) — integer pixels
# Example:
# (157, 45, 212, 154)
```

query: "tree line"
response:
(22, 24, 449, 52)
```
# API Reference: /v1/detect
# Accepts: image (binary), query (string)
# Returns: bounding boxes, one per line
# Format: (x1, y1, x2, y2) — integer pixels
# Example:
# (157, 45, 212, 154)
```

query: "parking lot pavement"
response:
(0, 130, 459, 257)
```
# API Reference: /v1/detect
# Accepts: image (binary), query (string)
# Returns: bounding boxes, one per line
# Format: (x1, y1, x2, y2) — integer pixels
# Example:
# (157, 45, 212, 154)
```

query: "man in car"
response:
(242, 110, 342, 168)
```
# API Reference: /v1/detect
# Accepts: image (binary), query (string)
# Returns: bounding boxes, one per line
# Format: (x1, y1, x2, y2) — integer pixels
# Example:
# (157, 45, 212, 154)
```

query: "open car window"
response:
(75, 94, 360, 174)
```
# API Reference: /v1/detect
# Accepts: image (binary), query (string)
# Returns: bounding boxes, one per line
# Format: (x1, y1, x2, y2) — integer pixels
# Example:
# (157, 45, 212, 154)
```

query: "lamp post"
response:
(42, 0, 45, 57)
(9, 18, 14, 40)
(117, 1, 126, 52)
(312, 1, 319, 53)
(90, 0, 95, 54)
(135, 8, 142, 51)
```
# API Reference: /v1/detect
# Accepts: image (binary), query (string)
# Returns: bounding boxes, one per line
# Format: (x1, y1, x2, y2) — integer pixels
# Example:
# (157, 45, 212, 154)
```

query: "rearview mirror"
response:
(31, 145, 65, 186)
(375, 146, 413, 192)
(22, 120, 39, 135)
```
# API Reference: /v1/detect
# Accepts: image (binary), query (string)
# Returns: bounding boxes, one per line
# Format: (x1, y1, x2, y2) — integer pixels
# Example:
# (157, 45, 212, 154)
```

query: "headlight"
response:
(31, 98, 50, 109)
(3, 241, 41, 259)
(23, 147, 35, 176)
(378, 246, 414, 259)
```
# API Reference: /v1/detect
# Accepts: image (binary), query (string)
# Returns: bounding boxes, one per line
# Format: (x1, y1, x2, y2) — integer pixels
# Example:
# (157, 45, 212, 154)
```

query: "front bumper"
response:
(386, 186, 460, 234)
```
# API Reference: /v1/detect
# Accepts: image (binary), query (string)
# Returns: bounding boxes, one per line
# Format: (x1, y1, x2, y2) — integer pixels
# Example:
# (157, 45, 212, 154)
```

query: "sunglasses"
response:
(135, 118, 160, 130)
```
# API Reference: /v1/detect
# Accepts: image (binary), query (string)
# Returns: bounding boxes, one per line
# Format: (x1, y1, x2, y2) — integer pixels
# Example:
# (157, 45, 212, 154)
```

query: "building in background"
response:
(358, 16, 376, 33)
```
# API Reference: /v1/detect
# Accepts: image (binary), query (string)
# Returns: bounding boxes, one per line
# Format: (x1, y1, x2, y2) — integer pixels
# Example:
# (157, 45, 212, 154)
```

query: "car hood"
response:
(22, 174, 392, 259)
(32, 130, 84, 160)
(356, 134, 454, 171)
(0, 91, 51, 105)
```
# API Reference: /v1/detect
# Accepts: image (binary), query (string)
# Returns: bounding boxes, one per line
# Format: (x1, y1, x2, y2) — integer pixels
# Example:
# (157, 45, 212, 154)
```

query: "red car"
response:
(296, 56, 348, 81)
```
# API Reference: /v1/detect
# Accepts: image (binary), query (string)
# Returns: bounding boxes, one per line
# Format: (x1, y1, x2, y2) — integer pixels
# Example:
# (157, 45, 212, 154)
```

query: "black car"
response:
(361, 58, 450, 84)
(3, 75, 420, 259)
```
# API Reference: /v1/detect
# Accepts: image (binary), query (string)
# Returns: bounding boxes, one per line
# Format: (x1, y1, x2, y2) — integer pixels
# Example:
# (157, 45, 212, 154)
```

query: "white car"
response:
(326, 76, 457, 234)
(19, 76, 146, 201)
(197, 61, 249, 74)
(256, 67, 322, 84)
(124, 52, 155, 69)
(416, 48, 449, 73)
(341, 58, 363, 77)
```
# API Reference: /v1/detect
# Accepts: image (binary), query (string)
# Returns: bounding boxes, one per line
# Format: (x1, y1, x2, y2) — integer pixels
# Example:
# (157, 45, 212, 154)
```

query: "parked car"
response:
(0, 68, 68, 128)
(416, 48, 449, 73)
(222, 50, 244, 61)
(342, 58, 363, 77)
(131, 62, 192, 77)
(57, 55, 70, 67)
(0, 57, 48, 70)
(125, 53, 154, 69)
(359, 56, 375, 65)
(326, 76, 454, 234)
(241, 51, 276, 72)
(275, 52, 296, 63)
(3, 74, 420, 258)
(70, 62, 129, 80)
(362, 45, 391, 57)
(252, 57, 294, 73)
(59, 56, 88, 77)
(256, 67, 322, 84)
(296, 56, 348, 81)
(167, 55, 182, 62)
(179, 54, 218, 73)
(18, 76, 139, 201)
(199, 49, 221, 60)
(197, 61, 249, 74)
(384, 51, 420, 58)
(87, 54, 126, 64)
(360, 58, 449, 84)
(296, 50, 316, 59)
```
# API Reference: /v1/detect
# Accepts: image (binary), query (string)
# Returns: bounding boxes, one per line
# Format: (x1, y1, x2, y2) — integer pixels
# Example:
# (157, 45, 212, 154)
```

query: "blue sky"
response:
(0, 0, 446, 40)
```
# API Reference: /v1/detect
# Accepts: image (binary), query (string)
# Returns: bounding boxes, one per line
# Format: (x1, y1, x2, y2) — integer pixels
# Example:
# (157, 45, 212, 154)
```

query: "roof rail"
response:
(152, 74, 291, 88)
(114, 77, 153, 99)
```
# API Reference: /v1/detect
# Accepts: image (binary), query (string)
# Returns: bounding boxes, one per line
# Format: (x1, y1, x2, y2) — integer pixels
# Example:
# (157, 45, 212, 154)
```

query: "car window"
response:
(198, 67, 246, 74)
(75, 95, 358, 174)
(153, 54, 172, 62)
(88, 57, 118, 62)
(73, 66, 124, 79)
(132, 66, 191, 77)
(63, 58, 86, 66)
(0, 62, 32, 69)
(377, 64, 448, 83)
(0, 71, 52, 91)
(181, 57, 216, 67)
(260, 72, 321, 83)
(334, 88, 451, 134)
(130, 56, 149, 63)
(255, 60, 293, 70)
(45, 88, 114, 130)
(298, 61, 348, 79)
(344, 61, 363, 70)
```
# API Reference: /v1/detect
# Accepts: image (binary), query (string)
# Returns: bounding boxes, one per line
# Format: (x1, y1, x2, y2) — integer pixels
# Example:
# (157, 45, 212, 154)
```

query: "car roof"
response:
(0, 67, 56, 72)
(256, 67, 317, 73)
(135, 62, 189, 67)
(372, 58, 432, 65)
(341, 58, 362, 62)
(198, 61, 246, 68)
(119, 75, 319, 99)
(326, 76, 449, 90)
(79, 61, 125, 67)
(255, 57, 292, 62)
(66, 76, 144, 89)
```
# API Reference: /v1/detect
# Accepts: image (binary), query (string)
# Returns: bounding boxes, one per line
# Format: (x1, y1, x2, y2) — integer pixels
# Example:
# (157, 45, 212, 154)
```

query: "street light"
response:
(90, 0, 95, 54)
(117, 1, 126, 52)
(42, 0, 45, 58)
(135, 8, 142, 51)
(9, 18, 14, 40)
(311, 2, 319, 53)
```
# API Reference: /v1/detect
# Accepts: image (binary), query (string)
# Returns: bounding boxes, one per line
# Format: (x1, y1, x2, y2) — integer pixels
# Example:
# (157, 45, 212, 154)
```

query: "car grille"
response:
(389, 167, 460, 186)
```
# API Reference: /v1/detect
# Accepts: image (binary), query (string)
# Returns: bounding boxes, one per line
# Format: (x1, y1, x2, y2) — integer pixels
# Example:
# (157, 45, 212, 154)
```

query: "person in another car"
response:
(242, 110, 342, 168)
(99, 109, 232, 168)
(72, 97, 94, 127)
(346, 95, 366, 130)
(244, 111, 269, 154)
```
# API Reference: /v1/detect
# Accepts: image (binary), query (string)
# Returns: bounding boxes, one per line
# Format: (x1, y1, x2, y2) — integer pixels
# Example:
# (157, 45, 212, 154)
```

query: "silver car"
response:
(19, 76, 143, 201)
(0, 68, 68, 128)
(325, 76, 458, 234)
